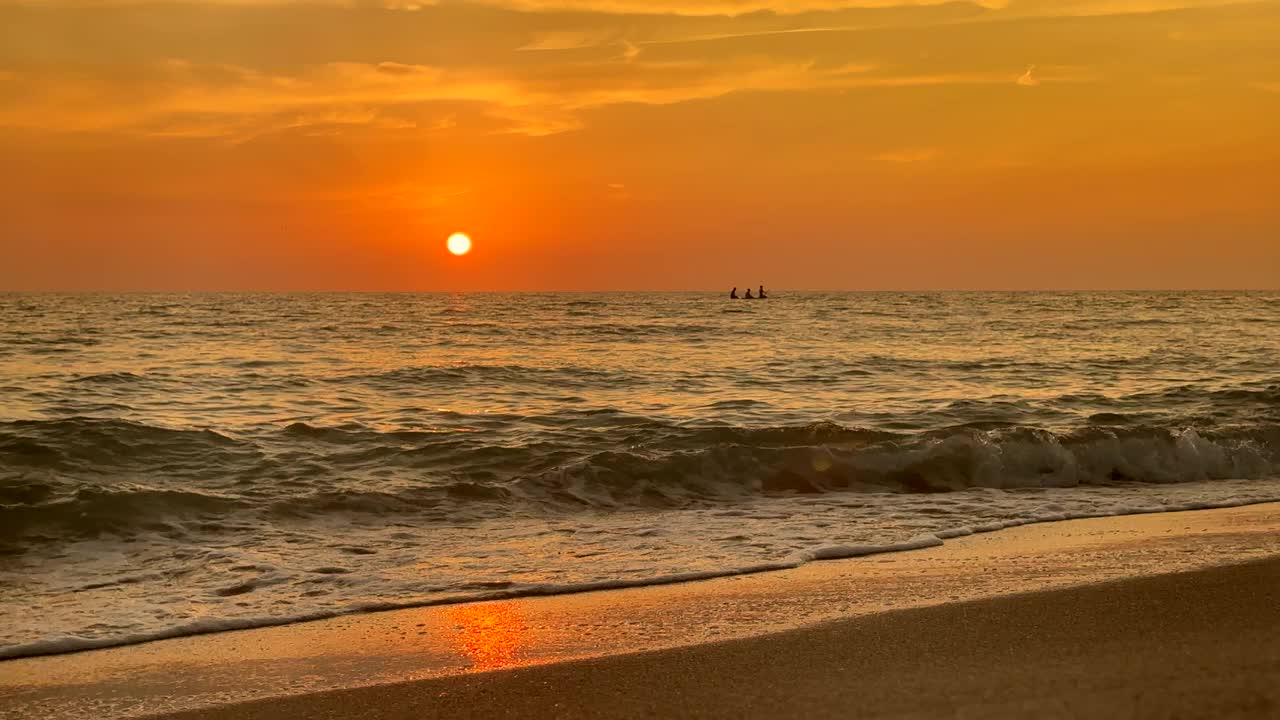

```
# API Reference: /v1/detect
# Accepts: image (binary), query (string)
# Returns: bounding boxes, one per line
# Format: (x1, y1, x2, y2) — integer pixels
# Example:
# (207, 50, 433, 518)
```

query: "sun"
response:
(447, 232, 472, 256)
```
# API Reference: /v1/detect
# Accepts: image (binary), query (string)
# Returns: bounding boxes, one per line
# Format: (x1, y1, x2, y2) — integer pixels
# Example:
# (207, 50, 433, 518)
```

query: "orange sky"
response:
(1, 0, 1278, 290)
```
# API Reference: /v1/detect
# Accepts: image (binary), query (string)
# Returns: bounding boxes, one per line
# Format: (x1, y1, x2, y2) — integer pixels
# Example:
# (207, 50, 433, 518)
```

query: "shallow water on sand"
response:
(1, 291, 1278, 657)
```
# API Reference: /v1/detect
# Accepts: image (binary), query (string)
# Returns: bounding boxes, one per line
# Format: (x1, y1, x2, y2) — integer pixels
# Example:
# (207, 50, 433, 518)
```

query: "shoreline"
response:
(5, 494, 1278, 664)
(2, 502, 1277, 718)
(163, 555, 1280, 720)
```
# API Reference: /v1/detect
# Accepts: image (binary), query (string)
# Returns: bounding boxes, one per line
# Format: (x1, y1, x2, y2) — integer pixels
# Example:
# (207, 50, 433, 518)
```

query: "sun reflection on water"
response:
(447, 602, 526, 670)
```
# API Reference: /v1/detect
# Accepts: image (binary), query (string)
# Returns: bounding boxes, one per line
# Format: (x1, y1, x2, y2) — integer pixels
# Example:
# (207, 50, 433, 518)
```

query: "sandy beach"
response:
(3, 502, 1278, 719)
(165, 555, 1280, 720)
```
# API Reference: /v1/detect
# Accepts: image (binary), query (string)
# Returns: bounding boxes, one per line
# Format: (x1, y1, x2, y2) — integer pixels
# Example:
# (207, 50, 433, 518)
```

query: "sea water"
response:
(1, 292, 1277, 658)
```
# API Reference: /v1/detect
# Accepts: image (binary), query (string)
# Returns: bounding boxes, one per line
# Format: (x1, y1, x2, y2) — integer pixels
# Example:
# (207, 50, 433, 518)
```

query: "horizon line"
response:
(2, 287, 1278, 294)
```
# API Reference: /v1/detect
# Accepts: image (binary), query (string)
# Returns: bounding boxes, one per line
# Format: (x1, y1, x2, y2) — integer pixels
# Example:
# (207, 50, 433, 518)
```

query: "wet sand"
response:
(2, 503, 1278, 719)
(164, 556, 1280, 720)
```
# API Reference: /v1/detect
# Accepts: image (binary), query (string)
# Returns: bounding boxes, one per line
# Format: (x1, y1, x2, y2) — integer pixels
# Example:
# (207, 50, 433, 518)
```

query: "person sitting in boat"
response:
(758, 285, 767, 299)
(744, 288, 755, 299)
(730, 287, 738, 299)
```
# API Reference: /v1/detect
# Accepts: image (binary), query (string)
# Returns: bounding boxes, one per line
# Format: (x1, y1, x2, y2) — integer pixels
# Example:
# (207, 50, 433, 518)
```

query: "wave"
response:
(0, 417, 252, 472)
(563, 322, 721, 338)
(347, 363, 635, 389)
(69, 371, 146, 385)
(509, 424, 1279, 503)
(2, 416, 1276, 543)
(0, 487, 247, 542)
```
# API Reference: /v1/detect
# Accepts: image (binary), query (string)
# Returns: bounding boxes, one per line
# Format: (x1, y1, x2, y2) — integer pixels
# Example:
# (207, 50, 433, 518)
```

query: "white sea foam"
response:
(3, 489, 1278, 661)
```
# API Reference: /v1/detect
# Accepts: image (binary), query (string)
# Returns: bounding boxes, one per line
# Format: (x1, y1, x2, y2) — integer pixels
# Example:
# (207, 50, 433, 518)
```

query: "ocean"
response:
(1, 291, 1278, 659)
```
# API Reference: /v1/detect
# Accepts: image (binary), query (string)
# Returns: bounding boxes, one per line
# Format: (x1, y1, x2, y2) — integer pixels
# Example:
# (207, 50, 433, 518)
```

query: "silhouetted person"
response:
(745, 288, 755, 299)
(759, 285, 767, 299)
(730, 287, 738, 299)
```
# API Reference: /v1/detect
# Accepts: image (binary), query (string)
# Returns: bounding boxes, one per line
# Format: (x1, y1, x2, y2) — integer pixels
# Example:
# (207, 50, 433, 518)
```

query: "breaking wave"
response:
(2, 417, 1276, 543)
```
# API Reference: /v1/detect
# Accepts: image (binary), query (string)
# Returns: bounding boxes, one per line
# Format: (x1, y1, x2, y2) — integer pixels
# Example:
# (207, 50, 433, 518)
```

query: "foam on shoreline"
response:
(3, 502, 1278, 720)
(4, 493, 1277, 663)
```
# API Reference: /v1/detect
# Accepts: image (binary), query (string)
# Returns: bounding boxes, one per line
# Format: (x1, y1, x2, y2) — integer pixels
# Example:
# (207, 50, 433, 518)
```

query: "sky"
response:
(0, 0, 1277, 290)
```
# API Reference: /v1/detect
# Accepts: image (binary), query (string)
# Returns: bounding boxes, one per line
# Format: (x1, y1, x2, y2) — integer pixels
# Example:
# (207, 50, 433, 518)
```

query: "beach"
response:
(166, 555, 1280, 720)
(2, 294, 1278, 718)
(3, 502, 1278, 719)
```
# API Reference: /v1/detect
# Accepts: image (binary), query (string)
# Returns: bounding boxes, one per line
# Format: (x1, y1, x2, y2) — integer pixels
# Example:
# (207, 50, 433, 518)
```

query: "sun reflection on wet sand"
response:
(447, 602, 527, 671)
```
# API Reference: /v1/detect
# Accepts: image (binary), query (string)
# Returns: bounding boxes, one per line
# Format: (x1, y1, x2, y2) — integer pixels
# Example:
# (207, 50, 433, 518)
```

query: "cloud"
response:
(497, 0, 1278, 16)
(143, 108, 421, 140)
(1, 54, 1039, 139)
(619, 41, 642, 61)
(0, 0, 1126, 143)
(486, 103, 585, 136)
(1015, 64, 1098, 87)
(8, 0, 436, 6)
(8, 0, 1252, 16)
(518, 31, 625, 52)
(374, 62, 422, 76)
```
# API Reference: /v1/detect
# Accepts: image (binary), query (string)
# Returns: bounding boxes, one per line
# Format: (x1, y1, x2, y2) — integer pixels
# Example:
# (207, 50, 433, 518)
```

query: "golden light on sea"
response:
(447, 602, 525, 670)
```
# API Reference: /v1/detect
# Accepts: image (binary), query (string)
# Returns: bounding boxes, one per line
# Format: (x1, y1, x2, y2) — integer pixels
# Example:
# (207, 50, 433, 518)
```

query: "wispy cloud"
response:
(12, 0, 1249, 15)
(458, 0, 1011, 15)
(518, 31, 625, 52)
(619, 41, 642, 62)
(2, 55, 1040, 139)
(8, 0, 437, 6)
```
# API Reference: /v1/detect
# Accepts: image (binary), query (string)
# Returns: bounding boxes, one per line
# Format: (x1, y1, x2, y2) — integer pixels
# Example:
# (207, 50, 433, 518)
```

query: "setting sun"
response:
(447, 233, 472, 256)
